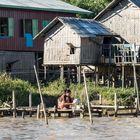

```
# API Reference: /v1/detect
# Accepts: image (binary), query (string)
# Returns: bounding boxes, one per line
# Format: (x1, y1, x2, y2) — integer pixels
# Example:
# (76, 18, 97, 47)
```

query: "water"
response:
(0, 117, 140, 140)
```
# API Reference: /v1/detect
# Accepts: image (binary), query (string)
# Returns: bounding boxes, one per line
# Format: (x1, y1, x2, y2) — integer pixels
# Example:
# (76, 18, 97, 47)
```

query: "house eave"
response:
(0, 4, 92, 15)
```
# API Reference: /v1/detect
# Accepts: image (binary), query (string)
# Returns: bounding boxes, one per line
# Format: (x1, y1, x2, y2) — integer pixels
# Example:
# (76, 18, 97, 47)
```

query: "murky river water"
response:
(0, 116, 140, 140)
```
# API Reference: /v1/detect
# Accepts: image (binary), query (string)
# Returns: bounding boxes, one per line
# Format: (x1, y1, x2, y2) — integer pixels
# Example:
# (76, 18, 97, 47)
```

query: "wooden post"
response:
(37, 104, 40, 119)
(22, 111, 25, 119)
(34, 65, 48, 125)
(29, 93, 32, 117)
(133, 44, 139, 110)
(12, 90, 16, 118)
(102, 75, 105, 85)
(60, 65, 64, 81)
(52, 105, 56, 118)
(99, 94, 102, 105)
(77, 65, 81, 83)
(114, 93, 118, 117)
(68, 67, 71, 83)
(122, 64, 125, 88)
(83, 69, 93, 124)
(108, 44, 111, 87)
(134, 97, 138, 117)
(122, 44, 125, 88)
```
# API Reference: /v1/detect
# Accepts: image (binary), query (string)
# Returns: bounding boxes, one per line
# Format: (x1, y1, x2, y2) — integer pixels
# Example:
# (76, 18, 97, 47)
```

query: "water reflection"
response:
(0, 117, 140, 140)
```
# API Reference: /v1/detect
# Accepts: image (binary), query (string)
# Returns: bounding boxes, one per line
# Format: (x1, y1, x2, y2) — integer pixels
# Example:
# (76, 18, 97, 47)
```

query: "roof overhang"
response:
(33, 17, 60, 40)
(0, 4, 92, 14)
(95, 0, 140, 20)
(95, 0, 122, 20)
(34, 17, 118, 40)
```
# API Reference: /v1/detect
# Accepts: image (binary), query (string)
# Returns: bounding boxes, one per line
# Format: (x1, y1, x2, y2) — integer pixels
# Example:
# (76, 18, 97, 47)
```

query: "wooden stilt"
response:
(68, 66, 71, 83)
(108, 45, 112, 87)
(133, 44, 139, 110)
(95, 66, 99, 86)
(102, 75, 105, 85)
(122, 64, 125, 88)
(77, 65, 81, 83)
(60, 65, 64, 81)
(44, 66, 47, 81)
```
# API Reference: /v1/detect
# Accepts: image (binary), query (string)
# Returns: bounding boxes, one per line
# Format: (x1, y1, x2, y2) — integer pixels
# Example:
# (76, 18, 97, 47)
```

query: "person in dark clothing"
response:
(58, 89, 73, 109)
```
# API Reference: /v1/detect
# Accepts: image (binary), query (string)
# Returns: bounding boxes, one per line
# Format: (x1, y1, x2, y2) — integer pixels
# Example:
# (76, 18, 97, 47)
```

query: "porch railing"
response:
(101, 44, 140, 64)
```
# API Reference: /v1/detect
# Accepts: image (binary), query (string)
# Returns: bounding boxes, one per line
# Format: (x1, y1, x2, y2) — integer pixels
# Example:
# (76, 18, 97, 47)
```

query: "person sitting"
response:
(58, 89, 73, 109)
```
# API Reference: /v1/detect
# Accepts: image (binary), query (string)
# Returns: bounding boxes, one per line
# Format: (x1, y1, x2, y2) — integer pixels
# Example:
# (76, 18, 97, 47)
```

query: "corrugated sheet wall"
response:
(0, 8, 75, 52)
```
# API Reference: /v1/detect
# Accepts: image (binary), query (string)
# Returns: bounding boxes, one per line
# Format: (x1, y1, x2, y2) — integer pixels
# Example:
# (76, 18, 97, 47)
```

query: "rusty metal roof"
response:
(0, 0, 91, 14)
(34, 17, 116, 39)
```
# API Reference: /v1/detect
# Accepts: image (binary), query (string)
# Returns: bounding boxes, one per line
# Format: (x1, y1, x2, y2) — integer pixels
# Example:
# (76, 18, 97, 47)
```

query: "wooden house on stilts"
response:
(95, 0, 140, 88)
(34, 17, 116, 83)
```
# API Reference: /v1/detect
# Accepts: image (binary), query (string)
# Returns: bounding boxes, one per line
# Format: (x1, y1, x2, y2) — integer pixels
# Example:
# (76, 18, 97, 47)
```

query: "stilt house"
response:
(34, 17, 116, 82)
(95, 0, 140, 87)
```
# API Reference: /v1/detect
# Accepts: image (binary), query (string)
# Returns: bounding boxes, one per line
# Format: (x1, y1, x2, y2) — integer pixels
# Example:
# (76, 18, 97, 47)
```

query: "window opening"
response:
(0, 18, 8, 36)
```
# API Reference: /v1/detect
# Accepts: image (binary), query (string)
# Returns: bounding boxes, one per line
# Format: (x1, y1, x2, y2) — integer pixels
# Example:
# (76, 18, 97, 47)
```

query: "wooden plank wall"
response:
(97, 0, 140, 45)
(44, 25, 80, 65)
(80, 37, 103, 64)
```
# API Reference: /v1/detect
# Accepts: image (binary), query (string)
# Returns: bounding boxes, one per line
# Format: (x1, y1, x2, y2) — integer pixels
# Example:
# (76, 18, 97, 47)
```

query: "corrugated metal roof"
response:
(0, 0, 91, 14)
(34, 17, 116, 39)
(60, 17, 114, 37)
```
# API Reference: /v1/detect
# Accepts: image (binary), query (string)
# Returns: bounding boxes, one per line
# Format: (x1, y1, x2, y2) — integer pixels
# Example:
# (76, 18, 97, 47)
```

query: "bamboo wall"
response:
(0, 51, 35, 82)
(97, 0, 140, 45)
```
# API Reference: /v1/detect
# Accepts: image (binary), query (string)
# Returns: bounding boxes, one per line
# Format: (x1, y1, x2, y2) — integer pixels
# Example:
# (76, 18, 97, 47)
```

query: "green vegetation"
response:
(0, 73, 136, 107)
(0, 73, 37, 106)
(63, 0, 113, 18)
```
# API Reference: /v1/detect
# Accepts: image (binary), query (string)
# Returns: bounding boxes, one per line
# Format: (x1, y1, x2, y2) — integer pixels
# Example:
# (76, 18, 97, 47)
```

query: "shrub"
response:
(0, 73, 39, 106)
(0, 74, 137, 107)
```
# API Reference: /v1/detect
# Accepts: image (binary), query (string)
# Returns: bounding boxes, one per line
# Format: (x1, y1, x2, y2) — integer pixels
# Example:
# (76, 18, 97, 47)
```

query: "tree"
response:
(63, 0, 113, 18)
